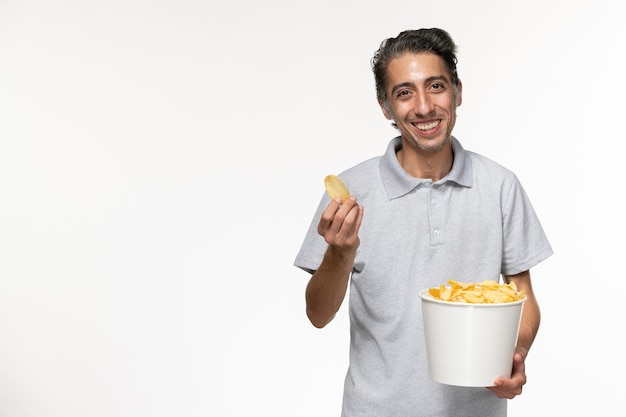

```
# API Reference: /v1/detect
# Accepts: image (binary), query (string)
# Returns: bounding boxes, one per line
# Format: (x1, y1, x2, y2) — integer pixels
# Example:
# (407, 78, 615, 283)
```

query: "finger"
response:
(511, 353, 526, 379)
(318, 198, 343, 234)
(337, 203, 362, 238)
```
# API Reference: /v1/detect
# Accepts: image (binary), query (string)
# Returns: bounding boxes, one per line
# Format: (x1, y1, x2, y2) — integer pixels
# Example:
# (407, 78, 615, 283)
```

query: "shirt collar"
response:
(379, 136, 473, 200)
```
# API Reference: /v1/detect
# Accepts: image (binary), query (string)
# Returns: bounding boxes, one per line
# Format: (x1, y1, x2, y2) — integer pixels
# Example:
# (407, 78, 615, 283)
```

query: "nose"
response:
(413, 91, 434, 116)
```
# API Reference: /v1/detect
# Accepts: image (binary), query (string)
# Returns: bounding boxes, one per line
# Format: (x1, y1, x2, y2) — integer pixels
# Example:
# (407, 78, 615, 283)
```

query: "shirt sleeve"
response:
(501, 175, 554, 275)
(293, 193, 330, 275)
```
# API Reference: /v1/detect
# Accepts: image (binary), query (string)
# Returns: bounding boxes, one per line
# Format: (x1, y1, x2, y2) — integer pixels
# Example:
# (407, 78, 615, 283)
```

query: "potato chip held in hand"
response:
(427, 279, 525, 304)
(324, 175, 350, 202)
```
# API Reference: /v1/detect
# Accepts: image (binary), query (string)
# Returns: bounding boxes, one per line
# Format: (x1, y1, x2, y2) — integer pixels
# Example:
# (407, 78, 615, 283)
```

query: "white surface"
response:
(420, 291, 524, 387)
(0, 0, 624, 416)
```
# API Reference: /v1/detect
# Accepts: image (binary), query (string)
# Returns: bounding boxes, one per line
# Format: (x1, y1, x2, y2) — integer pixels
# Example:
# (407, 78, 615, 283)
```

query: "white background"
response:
(0, 0, 624, 415)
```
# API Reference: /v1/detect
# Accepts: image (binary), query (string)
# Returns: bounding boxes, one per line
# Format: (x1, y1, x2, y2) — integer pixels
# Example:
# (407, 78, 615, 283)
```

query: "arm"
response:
(305, 196, 363, 328)
(508, 270, 541, 358)
(488, 269, 541, 399)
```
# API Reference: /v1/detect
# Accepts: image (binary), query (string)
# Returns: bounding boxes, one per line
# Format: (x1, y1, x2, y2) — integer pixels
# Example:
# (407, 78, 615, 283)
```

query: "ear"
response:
(378, 99, 393, 120)
(456, 80, 463, 107)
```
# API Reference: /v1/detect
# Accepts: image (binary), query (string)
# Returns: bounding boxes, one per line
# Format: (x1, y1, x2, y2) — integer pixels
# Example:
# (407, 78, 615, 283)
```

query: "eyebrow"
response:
(390, 75, 450, 95)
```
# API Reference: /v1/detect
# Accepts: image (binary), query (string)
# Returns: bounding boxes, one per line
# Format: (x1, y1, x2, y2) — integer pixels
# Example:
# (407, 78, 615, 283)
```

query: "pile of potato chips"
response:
(427, 279, 525, 304)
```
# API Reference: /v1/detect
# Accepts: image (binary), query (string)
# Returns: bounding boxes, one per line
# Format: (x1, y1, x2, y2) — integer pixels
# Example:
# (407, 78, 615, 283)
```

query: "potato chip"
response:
(324, 175, 350, 202)
(426, 279, 525, 304)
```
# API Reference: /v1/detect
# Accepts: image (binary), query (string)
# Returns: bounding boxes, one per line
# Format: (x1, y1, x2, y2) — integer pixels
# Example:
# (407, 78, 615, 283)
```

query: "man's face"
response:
(380, 52, 462, 153)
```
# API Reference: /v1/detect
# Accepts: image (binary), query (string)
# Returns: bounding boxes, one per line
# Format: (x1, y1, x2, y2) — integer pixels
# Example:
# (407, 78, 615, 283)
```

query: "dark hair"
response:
(372, 28, 460, 108)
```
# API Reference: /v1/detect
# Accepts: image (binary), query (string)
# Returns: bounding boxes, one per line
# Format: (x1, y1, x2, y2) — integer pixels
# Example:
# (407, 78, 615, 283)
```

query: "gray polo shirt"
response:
(294, 136, 553, 417)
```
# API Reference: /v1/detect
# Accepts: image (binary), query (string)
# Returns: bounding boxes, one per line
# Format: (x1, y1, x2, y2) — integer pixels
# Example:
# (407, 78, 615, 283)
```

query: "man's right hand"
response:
(317, 196, 363, 253)
(305, 196, 363, 328)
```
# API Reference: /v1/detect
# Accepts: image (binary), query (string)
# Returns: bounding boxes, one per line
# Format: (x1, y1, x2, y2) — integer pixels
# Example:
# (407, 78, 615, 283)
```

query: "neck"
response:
(396, 139, 454, 182)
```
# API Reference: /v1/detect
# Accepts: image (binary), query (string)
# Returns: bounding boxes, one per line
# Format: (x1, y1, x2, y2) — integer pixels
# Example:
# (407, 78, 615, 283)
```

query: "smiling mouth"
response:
(414, 120, 441, 131)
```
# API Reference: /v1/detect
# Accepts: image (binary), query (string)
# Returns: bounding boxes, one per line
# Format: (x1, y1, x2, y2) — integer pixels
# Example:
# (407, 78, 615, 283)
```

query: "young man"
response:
(294, 28, 553, 417)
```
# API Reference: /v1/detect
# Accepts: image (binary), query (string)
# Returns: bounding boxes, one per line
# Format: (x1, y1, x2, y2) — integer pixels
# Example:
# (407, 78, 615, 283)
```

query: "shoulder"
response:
(466, 150, 518, 184)
(466, 150, 512, 173)
(340, 156, 380, 178)
(334, 156, 381, 185)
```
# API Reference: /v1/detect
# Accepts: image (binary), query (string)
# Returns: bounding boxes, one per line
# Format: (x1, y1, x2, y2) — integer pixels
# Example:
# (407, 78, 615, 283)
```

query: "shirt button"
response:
(431, 199, 437, 205)
(434, 228, 441, 236)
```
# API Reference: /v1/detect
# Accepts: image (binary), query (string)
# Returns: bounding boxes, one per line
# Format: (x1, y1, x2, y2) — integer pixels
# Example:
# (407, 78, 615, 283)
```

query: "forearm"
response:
(305, 246, 354, 328)
(516, 290, 540, 356)
(505, 271, 541, 355)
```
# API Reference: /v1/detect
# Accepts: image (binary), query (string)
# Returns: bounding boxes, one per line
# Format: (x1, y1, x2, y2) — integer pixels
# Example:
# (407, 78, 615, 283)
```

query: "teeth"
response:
(416, 121, 439, 131)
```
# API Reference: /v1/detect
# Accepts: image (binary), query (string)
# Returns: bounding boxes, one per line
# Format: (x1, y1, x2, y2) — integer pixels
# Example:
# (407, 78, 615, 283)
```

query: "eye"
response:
(396, 89, 411, 98)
